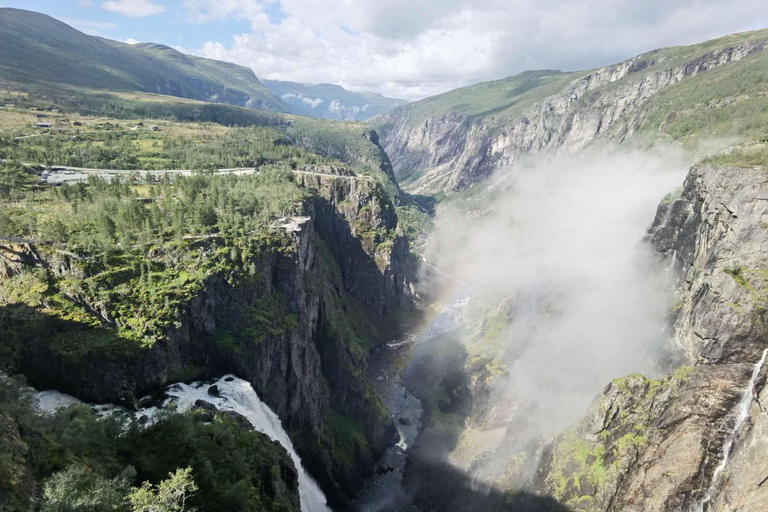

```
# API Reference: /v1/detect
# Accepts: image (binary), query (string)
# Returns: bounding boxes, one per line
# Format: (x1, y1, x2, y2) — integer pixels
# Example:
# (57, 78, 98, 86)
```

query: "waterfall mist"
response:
(427, 148, 689, 436)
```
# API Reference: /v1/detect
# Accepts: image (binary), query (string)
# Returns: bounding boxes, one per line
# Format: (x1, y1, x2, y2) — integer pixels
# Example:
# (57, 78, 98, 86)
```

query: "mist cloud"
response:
(429, 149, 689, 434)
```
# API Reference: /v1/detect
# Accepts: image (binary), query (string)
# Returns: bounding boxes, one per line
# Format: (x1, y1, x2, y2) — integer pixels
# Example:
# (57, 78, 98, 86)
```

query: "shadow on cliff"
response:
(405, 193, 437, 215)
(396, 325, 573, 512)
(308, 194, 411, 317)
(403, 459, 573, 512)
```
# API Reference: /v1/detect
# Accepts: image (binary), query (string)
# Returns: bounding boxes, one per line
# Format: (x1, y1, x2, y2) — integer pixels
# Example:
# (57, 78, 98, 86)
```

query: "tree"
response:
(97, 213, 117, 246)
(0, 163, 38, 201)
(42, 465, 134, 512)
(195, 204, 217, 231)
(128, 467, 198, 512)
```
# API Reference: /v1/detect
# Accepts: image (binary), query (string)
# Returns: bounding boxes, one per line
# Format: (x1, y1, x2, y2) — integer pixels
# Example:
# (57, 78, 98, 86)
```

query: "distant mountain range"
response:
(0, 8, 406, 120)
(263, 80, 407, 121)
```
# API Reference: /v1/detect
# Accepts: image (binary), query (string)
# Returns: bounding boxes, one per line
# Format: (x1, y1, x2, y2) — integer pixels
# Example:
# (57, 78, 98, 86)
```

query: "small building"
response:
(36, 113, 48, 118)
(36, 122, 52, 128)
(4, 104, 14, 108)
(72, 121, 82, 126)
(148, 125, 160, 131)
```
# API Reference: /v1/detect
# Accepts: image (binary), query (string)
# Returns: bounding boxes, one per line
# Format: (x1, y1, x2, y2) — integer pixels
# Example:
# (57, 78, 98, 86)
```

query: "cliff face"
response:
(533, 158, 768, 511)
(294, 168, 413, 313)
(0, 170, 412, 508)
(376, 38, 768, 195)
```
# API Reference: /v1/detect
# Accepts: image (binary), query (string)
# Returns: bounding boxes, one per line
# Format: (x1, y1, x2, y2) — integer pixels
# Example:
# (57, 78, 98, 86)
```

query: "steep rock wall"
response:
(377, 39, 768, 194)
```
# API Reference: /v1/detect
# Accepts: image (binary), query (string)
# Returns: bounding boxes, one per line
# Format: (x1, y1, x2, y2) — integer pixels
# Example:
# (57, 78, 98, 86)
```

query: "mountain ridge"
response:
(373, 27, 768, 195)
(0, 7, 407, 121)
(0, 7, 288, 112)
(263, 79, 407, 121)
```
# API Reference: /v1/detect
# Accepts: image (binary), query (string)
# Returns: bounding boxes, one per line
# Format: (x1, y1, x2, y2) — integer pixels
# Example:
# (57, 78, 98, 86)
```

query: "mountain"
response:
(264, 79, 407, 121)
(0, 8, 286, 112)
(373, 28, 768, 195)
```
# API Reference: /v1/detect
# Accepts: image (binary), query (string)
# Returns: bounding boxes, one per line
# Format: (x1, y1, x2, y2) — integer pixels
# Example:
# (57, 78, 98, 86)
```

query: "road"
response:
(9, 162, 370, 184)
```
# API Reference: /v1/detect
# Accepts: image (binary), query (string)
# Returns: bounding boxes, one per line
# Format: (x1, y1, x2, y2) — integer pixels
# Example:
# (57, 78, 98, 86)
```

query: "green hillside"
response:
(396, 70, 579, 123)
(0, 8, 286, 112)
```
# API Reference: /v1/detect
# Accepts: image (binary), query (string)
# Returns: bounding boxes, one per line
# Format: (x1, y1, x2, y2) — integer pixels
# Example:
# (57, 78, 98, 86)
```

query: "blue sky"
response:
(0, 0, 275, 49)
(2, 0, 768, 101)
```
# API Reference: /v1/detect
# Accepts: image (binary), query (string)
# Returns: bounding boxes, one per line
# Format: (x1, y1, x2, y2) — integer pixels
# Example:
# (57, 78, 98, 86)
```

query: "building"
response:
(36, 122, 52, 128)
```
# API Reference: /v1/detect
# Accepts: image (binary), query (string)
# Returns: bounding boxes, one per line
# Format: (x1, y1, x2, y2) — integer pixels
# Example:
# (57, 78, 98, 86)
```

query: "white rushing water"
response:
(696, 347, 768, 511)
(34, 389, 83, 414)
(31, 375, 331, 512)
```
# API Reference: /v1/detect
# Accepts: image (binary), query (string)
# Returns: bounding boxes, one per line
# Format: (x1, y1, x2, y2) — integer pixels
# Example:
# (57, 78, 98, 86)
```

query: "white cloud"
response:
(182, 0, 263, 24)
(281, 93, 324, 108)
(188, 0, 768, 100)
(301, 97, 323, 108)
(125, 38, 140, 45)
(102, 0, 165, 18)
(77, 0, 95, 6)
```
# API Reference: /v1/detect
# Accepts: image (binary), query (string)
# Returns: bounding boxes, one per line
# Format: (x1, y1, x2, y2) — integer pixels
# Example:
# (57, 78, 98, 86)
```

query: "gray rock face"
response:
(376, 39, 768, 195)
(533, 160, 768, 511)
(295, 171, 414, 313)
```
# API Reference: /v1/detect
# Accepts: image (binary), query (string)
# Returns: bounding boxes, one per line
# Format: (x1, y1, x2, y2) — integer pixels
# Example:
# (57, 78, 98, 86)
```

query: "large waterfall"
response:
(34, 375, 331, 512)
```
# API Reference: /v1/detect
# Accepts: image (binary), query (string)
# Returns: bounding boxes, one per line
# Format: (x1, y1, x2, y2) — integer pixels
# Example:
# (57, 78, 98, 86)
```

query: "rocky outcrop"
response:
(0, 173, 412, 507)
(376, 38, 768, 195)
(0, 410, 36, 510)
(295, 170, 414, 313)
(532, 158, 768, 511)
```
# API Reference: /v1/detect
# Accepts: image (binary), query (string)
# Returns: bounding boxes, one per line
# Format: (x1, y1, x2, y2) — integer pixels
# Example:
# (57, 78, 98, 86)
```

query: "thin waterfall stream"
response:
(696, 347, 768, 511)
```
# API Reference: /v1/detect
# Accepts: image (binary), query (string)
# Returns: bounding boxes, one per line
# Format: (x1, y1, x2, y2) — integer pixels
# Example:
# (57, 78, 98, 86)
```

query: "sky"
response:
(2, 0, 768, 100)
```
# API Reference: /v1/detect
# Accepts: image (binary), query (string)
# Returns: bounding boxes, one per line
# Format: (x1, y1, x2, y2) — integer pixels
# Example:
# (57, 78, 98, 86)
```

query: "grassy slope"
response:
(394, 70, 579, 124)
(636, 49, 768, 143)
(0, 8, 286, 112)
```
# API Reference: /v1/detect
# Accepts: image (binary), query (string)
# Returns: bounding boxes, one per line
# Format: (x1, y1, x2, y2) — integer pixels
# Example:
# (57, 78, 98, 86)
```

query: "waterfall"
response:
(696, 347, 768, 511)
(34, 389, 82, 413)
(138, 376, 331, 512)
(32, 375, 331, 512)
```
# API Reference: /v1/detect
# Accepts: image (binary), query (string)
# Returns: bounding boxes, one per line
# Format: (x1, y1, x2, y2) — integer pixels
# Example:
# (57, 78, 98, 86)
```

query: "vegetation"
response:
(127, 467, 197, 512)
(637, 50, 768, 144)
(543, 370, 694, 512)
(324, 409, 372, 471)
(0, 82, 405, 204)
(0, 163, 309, 354)
(378, 70, 580, 125)
(0, 377, 300, 512)
(0, 124, 336, 171)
